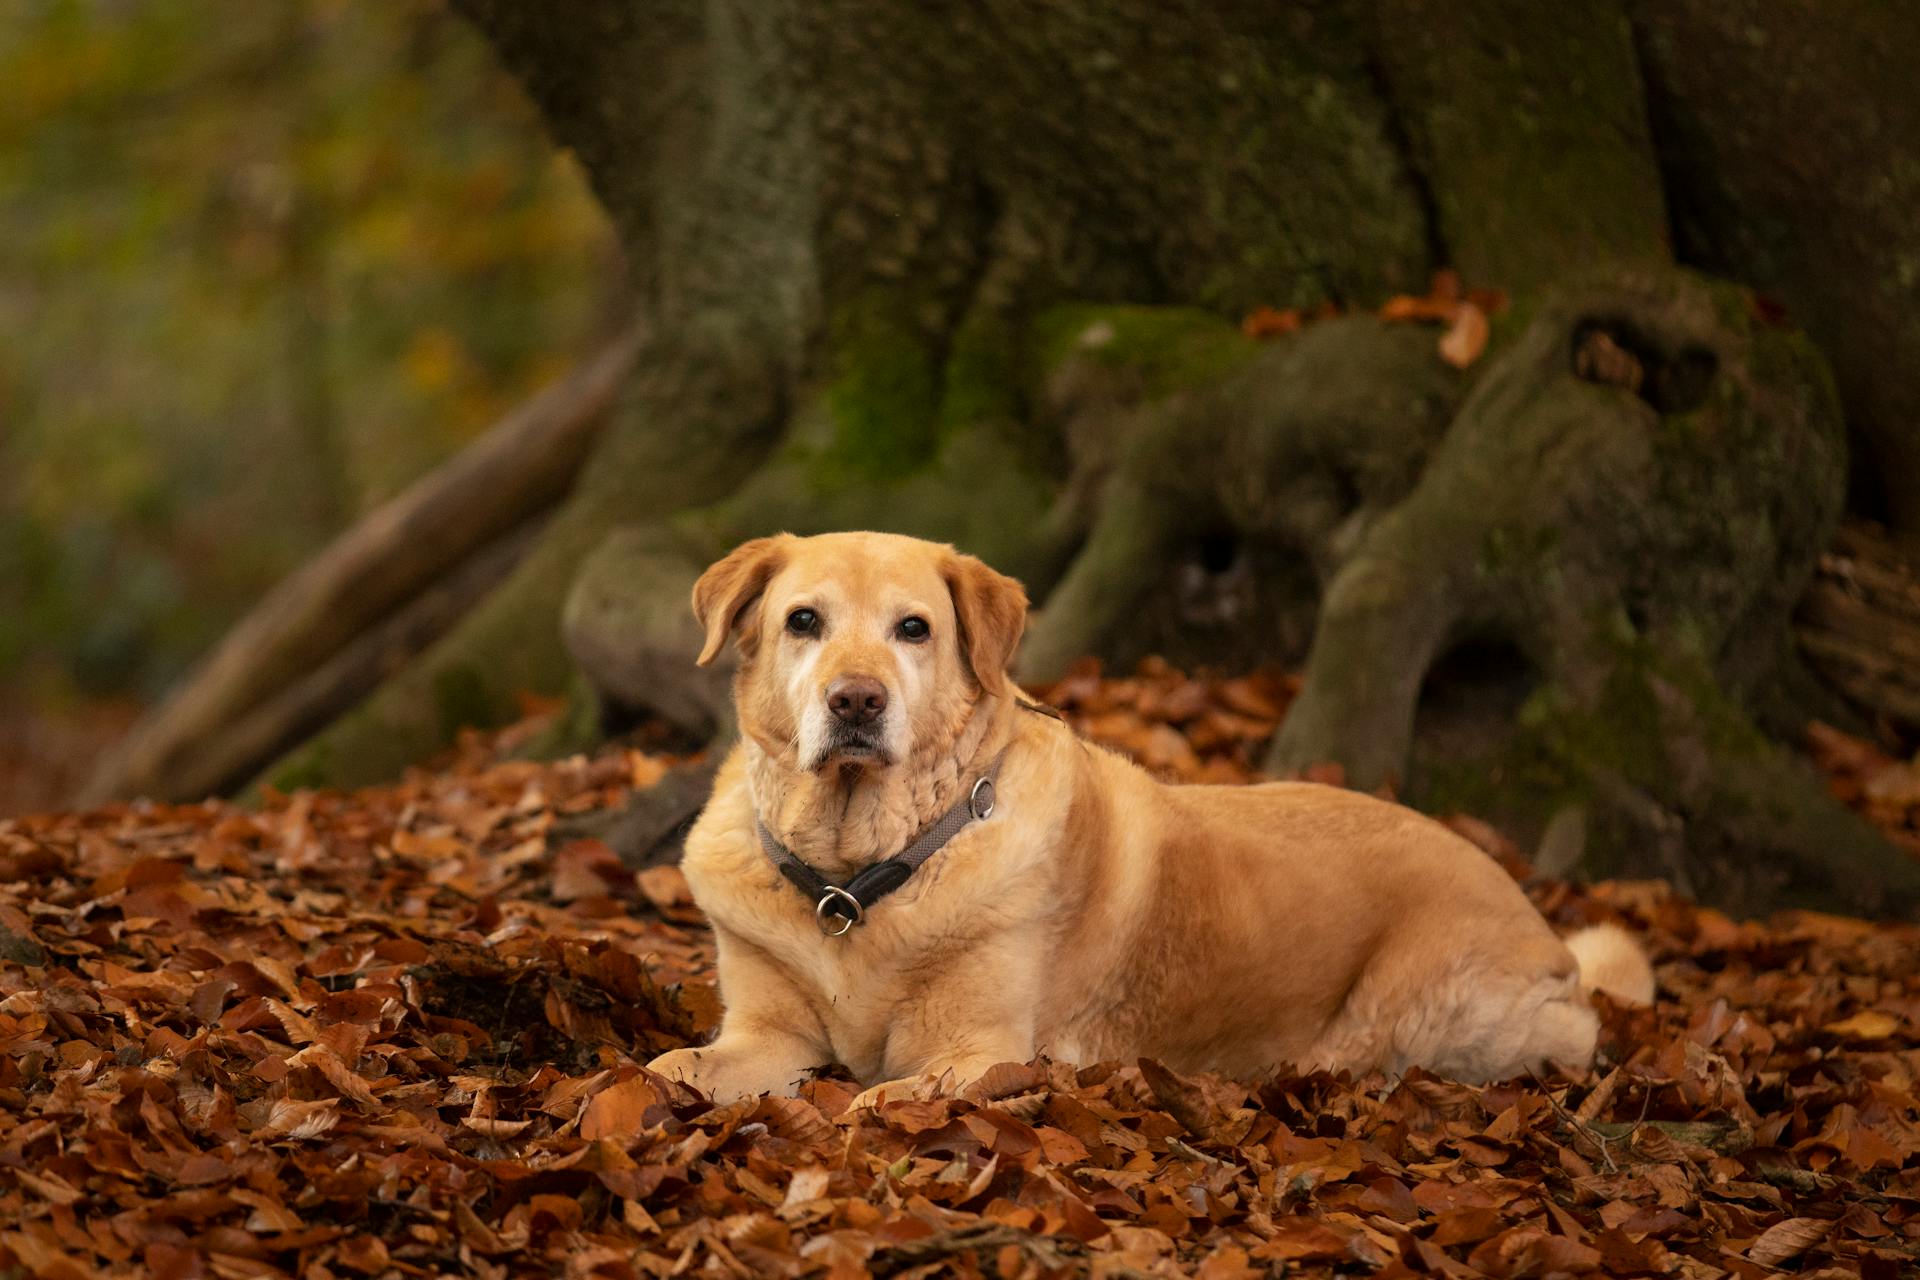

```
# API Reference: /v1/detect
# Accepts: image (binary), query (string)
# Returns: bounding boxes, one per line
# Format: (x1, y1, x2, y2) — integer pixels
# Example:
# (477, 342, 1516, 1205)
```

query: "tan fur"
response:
(1564, 923, 1657, 1005)
(648, 532, 1654, 1103)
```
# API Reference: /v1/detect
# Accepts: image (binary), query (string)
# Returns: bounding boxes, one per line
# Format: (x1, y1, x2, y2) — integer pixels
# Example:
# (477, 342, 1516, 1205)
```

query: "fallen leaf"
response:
(580, 1073, 664, 1140)
(1241, 306, 1304, 339)
(1746, 1216, 1829, 1267)
(1821, 1010, 1901, 1040)
(256, 1097, 342, 1141)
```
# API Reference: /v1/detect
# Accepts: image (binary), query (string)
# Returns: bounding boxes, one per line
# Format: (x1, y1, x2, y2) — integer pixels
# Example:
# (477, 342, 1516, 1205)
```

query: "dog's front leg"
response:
(648, 1030, 820, 1104)
(647, 930, 828, 1104)
(850, 941, 1039, 1109)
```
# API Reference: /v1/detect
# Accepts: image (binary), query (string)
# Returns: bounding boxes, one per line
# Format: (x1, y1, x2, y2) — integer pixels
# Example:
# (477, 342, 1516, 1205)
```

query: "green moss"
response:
(1476, 524, 1560, 582)
(1547, 627, 1765, 770)
(263, 741, 333, 796)
(939, 309, 1021, 429)
(1413, 617, 1777, 874)
(819, 294, 943, 482)
(432, 663, 507, 739)
(1030, 304, 1259, 399)
(1704, 276, 1760, 333)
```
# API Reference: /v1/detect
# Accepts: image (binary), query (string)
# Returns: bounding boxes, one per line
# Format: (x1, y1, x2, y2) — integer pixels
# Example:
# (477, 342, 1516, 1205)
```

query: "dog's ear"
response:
(943, 551, 1029, 697)
(692, 536, 789, 666)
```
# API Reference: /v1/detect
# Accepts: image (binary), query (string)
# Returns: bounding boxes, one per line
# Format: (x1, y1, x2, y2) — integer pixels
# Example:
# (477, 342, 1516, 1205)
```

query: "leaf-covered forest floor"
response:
(2, 663, 1918, 1278)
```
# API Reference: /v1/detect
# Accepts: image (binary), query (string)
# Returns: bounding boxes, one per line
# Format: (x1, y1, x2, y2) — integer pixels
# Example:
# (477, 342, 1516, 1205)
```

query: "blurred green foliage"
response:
(0, 0, 618, 707)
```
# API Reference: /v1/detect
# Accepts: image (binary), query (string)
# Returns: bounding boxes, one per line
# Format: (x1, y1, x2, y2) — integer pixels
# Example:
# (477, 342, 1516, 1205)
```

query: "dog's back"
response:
(1029, 741, 1610, 1080)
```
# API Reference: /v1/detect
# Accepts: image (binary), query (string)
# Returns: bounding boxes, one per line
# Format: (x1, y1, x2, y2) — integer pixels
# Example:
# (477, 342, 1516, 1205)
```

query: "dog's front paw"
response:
(645, 1047, 711, 1093)
(849, 1069, 955, 1112)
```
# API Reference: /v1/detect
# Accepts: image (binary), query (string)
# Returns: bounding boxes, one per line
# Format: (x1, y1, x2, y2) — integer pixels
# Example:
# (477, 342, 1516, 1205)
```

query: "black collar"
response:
(753, 749, 1008, 936)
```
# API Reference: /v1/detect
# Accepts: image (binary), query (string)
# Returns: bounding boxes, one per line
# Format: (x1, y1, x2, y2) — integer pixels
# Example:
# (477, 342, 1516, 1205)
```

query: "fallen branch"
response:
(170, 517, 545, 800)
(81, 328, 642, 805)
(1533, 1070, 1653, 1173)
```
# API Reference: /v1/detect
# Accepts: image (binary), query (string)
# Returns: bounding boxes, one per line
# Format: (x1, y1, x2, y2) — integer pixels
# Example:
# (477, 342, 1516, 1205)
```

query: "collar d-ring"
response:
(969, 775, 996, 820)
(815, 886, 863, 936)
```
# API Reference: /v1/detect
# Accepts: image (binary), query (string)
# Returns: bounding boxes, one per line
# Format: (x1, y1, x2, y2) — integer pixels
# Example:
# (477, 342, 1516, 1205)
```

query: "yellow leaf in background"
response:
(403, 326, 466, 391)
(1821, 1010, 1901, 1040)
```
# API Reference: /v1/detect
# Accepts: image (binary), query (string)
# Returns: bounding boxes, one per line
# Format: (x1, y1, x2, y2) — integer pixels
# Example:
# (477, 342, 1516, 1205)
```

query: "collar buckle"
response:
(814, 886, 863, 936)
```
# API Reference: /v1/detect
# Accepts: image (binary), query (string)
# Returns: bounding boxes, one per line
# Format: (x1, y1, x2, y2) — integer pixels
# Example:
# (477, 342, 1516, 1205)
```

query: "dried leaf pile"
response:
(1026, 658, 1300, 787)
(1, 667, 1918, 1278)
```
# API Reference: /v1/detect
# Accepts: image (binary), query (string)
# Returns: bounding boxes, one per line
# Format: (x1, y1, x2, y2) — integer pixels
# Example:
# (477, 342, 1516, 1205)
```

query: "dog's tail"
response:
(1564, 923, 1655, 1005)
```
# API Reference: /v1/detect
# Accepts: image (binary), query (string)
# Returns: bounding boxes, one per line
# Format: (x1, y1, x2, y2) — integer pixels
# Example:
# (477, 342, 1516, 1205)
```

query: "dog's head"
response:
(692, 532, 1027, 772)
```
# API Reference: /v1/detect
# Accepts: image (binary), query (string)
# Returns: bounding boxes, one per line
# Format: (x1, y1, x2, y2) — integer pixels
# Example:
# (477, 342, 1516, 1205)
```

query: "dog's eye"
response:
(897, 616, 930, 643)
(785, 608, 819, 636)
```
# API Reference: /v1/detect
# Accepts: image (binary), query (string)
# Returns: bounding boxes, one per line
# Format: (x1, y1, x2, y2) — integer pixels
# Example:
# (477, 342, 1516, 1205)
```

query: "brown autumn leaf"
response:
(255, 1096, 342, 1141)
(1379, 293, 1455, 323)
(579, 1072, 665, 1140)
(1430, 1206, 1508, 1246)
(1746, 1216, 1830, 1267)
(1139, 1057, 1218, 1138)
(1251, 1217, 1358, 1263)
(550, 837, 628, 902)
(1468, 1227, 1603, 1277)
(12, 1169, 83, 1207)
(461, 1115, 533, 1138)
(1241, 305, 1304, 339)
(1195, 1243, 1263, 1280)
(753, 1093, 836, 1145)
(288, 1042, 379, 1108)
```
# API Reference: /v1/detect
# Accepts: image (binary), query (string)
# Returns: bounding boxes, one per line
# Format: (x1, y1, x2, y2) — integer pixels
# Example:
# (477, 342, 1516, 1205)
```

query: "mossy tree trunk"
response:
(275, 0, 1920, 917)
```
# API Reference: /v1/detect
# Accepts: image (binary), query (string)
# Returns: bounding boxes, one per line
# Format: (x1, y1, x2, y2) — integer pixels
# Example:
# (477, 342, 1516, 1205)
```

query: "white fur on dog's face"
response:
(770, 566, 945, 771)
(693, 532, 1028, 775)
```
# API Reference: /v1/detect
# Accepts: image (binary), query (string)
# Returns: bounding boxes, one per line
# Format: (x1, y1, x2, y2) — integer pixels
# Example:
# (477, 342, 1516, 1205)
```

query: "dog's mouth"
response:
(813, 727, 895, 771)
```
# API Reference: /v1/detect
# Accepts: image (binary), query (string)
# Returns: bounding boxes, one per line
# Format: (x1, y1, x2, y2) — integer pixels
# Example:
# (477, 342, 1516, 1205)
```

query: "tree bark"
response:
(210, 0, 1920, 916)
(1796, 522, 1920, 733)
(1630, 0, 1920, 542)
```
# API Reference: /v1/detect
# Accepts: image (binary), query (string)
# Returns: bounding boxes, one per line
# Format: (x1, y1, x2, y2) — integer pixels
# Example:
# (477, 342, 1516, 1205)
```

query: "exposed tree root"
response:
(1013, 270, 1920, 916)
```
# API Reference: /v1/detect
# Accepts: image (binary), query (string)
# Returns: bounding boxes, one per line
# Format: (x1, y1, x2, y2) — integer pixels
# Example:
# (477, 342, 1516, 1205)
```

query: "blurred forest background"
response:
(0, 0, 619, 811)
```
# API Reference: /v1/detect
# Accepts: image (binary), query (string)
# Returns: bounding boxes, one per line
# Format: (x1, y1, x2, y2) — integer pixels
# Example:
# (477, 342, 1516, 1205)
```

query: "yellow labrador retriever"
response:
(647, 532, 1651, 1104)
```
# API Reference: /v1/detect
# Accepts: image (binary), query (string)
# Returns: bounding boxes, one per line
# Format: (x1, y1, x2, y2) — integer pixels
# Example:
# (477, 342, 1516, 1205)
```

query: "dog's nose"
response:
(827, 676, 888, 726)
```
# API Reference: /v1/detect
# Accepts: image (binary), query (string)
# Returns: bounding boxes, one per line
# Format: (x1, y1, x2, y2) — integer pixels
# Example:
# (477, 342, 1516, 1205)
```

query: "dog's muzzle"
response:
(818, 721, 891, 768)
